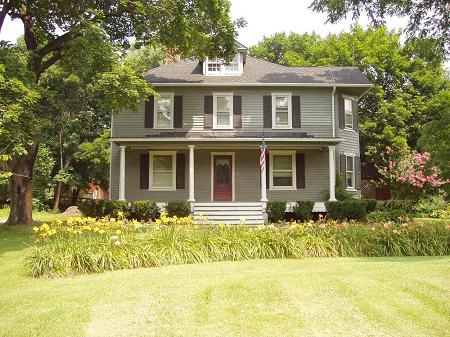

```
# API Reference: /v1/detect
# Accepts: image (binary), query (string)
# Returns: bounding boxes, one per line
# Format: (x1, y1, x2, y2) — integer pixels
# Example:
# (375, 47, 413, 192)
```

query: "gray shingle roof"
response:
(143, 56, 371, 86)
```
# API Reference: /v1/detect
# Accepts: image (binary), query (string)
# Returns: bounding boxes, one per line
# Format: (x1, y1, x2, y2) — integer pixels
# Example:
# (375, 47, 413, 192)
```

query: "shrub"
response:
(26, 217, 450, 277)
(361, 199, 377, 213)
(77, 199, 99, 217)
(292, 201, 314, 221)
(32, 198, 47, 211)
(106, 200, 130, 218)
(376, 200, 416, 213)
(367, 210, 408, 223)
(325, 200, 367, 221)
(266, 201, 287, 222)
(414, 194, 447, 216)
(165, 201, 191, 217)
(322, 175, 357, 201)
(131, 200, 159, 221)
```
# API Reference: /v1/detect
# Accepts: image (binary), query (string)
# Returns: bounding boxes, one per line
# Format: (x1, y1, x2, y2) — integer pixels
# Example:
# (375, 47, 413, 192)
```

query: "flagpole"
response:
(260, 136, 268, 204)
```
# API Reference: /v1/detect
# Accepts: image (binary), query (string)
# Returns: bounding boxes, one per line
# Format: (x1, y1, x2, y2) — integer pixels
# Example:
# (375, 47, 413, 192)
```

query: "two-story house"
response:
(110, 42, 371, 224)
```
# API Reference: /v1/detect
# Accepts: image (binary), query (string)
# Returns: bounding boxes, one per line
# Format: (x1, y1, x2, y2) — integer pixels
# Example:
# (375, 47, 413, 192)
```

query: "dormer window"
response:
(204, 53, 242, 76)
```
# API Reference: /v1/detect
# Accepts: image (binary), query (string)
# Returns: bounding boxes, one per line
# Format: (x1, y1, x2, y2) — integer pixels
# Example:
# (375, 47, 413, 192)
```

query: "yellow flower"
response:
(115, 230, 121, 235)
(32, 226, 39, 232)
(117, 211, 124, 218)
(98, 229, 105, 234)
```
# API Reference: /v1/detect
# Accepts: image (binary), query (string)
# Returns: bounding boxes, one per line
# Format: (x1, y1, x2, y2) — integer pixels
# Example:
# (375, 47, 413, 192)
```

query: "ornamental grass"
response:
(25, 214, 450, 277)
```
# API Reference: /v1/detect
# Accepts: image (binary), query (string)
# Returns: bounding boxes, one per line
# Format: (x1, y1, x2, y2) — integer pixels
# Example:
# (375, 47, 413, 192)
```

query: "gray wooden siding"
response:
(111, 146, 329, 202)
(112, 87, 333, 138)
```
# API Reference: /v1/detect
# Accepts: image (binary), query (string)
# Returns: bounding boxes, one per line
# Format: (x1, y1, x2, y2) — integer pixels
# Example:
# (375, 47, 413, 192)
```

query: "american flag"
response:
(260, 140, 266, 173)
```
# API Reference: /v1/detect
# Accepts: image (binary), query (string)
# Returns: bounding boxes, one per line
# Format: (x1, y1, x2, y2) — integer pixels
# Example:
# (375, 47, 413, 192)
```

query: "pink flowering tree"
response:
(376, 146, 449, 199)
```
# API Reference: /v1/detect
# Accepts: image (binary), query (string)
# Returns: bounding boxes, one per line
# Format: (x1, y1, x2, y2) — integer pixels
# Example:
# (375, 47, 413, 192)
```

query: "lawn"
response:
(0, 207, 69, 223)
(0, 225, 449, 337)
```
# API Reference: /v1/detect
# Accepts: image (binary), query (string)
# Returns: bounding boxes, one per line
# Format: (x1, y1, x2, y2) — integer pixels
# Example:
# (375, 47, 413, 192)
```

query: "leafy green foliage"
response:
(375, 200, 416, 213)
(266, 201, 287, 222)
(250, 27, 449, 166)
(360, 199, 377, 213)
(367, 210, 408, 223)
(124, 44, 166, 74)
(414, 194, 448, 216)
(292, 201, 315, 221)
(26, 218, 450, 277)
(309, 0, 449, 53)
(33, 144, 55, 205)
(325, 201, 367, 221)
(165, 201, 191, 218)
(418, 91, 450, 184)
(131, 201, 159, 221)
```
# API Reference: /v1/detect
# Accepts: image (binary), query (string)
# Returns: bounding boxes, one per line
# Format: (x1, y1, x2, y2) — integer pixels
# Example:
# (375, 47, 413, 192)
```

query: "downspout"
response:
(329, 68, 336, 138)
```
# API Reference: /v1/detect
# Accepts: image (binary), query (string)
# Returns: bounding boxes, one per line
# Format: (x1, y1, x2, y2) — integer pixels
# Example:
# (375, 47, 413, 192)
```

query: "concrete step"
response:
(193, 202, 264, 225)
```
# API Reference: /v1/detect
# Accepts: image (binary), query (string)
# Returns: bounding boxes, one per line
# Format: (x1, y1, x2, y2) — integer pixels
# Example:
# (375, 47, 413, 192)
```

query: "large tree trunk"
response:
(5, 142, 40, 225)
(53, 182, 62, 211)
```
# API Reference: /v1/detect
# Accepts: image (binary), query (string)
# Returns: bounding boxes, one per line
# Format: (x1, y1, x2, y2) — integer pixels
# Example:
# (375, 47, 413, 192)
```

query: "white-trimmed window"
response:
(154, 93, 174, 129)
(270, 151, 296, 190)
(149, 151, 176, 190)
(344, 98, 353, 129)
(213, 92, 233, 129)
(345, 155, 355, 189)
(272, 93, 292, 129)
(205, 53, 242, 75)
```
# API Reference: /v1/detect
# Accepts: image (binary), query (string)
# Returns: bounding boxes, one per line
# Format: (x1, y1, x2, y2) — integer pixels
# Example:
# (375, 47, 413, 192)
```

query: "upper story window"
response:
(272, 93, 292, 129)
(205, 53, 242, 76)
(154, 93, 174, 129)
(344, 98, 353, 129)
(213, 92, 233, 129)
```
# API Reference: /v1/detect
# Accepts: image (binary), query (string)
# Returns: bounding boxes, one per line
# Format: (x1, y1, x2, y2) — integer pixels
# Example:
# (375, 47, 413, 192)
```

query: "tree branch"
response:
(0, 0, 13, 33)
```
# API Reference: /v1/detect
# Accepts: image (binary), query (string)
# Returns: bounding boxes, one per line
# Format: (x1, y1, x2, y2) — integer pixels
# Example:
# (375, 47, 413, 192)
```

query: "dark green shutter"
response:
(140, 153, 149, 189)
(338, 95, 344, 129)
(355, 156, 361, 189)
(340, 154, 346, 188)
(176, 153, 185, 189)
(174, 96, 183, 128)
(145, 96, 154, 128)
(352, 100, 359, 131)
(292, 96, 301, 128)
(296, 152, 305, 188)
(204, 96, 213, 128)
(263, 96, 272, 128)
(233, 95, 242, 128)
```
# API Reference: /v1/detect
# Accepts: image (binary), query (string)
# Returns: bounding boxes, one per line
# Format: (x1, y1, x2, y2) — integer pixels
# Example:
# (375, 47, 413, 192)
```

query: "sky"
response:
(0, 0, 409, 47)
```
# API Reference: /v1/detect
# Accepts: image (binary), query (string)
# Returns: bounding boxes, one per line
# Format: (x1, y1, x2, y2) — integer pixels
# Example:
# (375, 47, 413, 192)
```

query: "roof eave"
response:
(150, 82, 373, 87)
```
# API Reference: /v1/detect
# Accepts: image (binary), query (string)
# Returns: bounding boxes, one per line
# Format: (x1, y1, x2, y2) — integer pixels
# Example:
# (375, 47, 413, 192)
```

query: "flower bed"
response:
(25, 215, 450, 277)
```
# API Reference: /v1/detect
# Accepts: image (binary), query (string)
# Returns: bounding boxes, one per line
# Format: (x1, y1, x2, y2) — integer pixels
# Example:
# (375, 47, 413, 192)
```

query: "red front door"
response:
(213, 155, 232, 201)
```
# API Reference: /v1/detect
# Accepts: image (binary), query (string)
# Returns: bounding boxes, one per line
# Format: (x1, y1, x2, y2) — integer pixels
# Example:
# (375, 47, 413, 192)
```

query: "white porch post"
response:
(188, 145, 195, 202)
(260, 156, 268, 204)
(328, 145, 337, 201)
(119, 145, 126, 200)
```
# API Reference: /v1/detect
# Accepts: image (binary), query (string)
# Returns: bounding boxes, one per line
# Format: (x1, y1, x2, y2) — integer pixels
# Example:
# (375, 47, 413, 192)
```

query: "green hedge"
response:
(78, 199, 159, 221)
(325, 200, 367, 221)
(293, 201, 315, 221)
(367, 210, 408, 223)
(267, 201, 287, 222)
(131, 201, 159, 221)
(165, 201, 191, 217)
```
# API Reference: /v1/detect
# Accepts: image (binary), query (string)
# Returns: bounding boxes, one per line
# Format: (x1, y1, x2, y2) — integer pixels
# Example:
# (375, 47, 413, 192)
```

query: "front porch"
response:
(110, 138, 340, 222)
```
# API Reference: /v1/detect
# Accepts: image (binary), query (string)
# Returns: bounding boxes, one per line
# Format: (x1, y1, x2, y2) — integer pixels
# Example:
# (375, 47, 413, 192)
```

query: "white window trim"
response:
(343, 95, 355, 131)
(149, 151, 177, 191)
(204, 53, 243, 76)
(213, 92, 234, 130)
(210, 152, 235, 202)
(344, 154, 356, 191)
(153, 93, 174, 130)
(269, 150, 296, 190)
(272, 92, 292, 129)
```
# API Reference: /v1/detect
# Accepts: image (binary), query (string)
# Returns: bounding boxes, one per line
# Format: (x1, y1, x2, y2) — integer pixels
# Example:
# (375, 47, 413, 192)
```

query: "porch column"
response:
(188, 145, 195, 202)
(260, 152, 268, 204)
(328, 145, 337, 201)
(119, 145, 126, 200)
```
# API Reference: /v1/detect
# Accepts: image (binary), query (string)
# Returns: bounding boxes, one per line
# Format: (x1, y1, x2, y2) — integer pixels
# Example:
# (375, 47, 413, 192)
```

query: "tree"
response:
(250, 27, 450, 170)
(309, 0, 450, 54)
(124, 44, 166, 74)
(0, 0, 241, 224)
(418, 90, 450, 183)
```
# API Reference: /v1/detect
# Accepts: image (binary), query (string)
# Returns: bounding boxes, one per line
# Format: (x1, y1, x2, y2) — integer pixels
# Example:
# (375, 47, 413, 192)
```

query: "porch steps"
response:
(193, 202, 265, 225)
